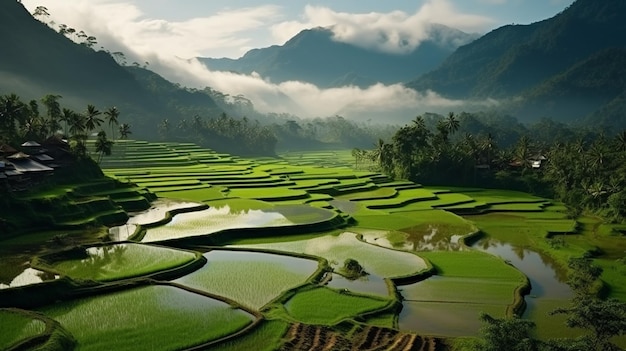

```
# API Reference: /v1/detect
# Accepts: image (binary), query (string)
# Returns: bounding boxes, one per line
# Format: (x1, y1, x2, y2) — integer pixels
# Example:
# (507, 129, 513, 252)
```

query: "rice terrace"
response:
(1, 138, 625, 351)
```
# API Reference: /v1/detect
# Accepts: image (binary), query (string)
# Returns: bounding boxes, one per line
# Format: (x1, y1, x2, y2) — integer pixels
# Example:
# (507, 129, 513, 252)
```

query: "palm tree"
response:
(41, 94, 62, 135)
(614, 130, 626, 153)
(412, 115, 426, 130)
(84, 104, 103, 133)
(445, 112, 460, 135)
(95, 131, 113, 164)
(587, 142, 606, 175)
(371, 139, 393, 174)
(0, 94, 27, 142)
(104, 107, 120, 140)
(68, 113, 86, 138)
(118, 123, 132, 139)
(59, 108, 74, 137)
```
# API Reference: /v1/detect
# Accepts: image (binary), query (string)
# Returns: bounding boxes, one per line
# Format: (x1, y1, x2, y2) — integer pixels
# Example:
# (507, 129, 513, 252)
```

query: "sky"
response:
(21, 0, 575, 121)
(126, 0, 573, 58)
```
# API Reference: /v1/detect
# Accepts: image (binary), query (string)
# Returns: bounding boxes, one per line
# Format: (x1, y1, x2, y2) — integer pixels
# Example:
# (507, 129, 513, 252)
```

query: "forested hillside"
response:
(407, 0, 626, 128)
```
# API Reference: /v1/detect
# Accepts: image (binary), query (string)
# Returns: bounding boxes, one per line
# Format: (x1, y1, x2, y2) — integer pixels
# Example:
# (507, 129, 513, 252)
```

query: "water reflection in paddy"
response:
(473, 238, 572, 299)
(473, 237, 576, 339)
(361, 227, 467, 252)
(109, 199, 204, 241)
(0, 268, 57, 290)
(129, 199, 203, 225)
(142, 205, 293, 242)
(326, 273, 390, 298)
(399, 301, 504, 337)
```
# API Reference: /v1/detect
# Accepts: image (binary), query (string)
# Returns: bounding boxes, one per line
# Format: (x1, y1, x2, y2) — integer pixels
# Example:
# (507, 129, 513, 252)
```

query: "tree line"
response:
(0, 93, 131, 162)
(362, 112, 626, 222)
(157, 113, 276, 156)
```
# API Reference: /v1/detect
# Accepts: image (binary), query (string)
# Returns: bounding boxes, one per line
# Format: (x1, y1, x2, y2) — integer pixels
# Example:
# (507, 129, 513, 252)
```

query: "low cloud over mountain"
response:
(20, 0, 497, 122)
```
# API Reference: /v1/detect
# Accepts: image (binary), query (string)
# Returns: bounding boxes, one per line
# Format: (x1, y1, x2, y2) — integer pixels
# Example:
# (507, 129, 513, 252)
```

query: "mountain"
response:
(513, 48, 626, 125)
(0, 1, 221, 138)
(406, 0, 626, 128)
(198, 25, 478, 88)
(408, 0, 626, 99)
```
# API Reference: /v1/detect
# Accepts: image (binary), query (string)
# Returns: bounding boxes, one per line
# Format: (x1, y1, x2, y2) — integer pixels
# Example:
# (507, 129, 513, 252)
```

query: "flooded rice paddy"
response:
(174, 250, 319, 309)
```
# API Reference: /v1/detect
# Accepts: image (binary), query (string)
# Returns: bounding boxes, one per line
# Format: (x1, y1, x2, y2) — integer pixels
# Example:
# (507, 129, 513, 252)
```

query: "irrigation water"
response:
(0, 268, 57, 289)
(473, 237, 575, 339)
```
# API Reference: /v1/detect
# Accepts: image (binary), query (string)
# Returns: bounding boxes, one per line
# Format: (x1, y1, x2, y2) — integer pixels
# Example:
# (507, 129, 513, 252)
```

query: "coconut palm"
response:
(84, 104, 103, 133)
(445, 112, 460, 135)
(0, 94, 27, 141)
(614, 130, 626, 153)
(95, 130, 113, 163)
(59, 108, 74, 137)
(68, 113, 86, 137)
(104, 107, 120, 140)
(118, 123, 132, 139)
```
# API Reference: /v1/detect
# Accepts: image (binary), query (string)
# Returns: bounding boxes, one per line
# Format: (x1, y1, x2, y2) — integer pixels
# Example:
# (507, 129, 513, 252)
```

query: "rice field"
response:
(3, 140, 623, 349)
(283, 287, 394, 325)
(39, 285, 256, 351)
(397, 250, 528, 336)
(0, 309, 47, 350)
(232, 231, 429, 279)
(47, 243, 198, 282)
(174, 250, 319, 310)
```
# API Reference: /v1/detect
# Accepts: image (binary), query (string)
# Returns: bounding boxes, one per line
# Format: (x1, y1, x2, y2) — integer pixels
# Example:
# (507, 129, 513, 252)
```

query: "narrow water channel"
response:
(472, 237, 577, 339)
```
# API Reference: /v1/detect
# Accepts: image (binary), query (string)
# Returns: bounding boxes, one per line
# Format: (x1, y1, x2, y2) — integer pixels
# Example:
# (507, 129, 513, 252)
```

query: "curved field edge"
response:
(267, 285, 399, 326)
(415, 250, 531, 318)
(175, 247, 330, 311)
(0, 308, 76, 351)
(31, 242, 206, 283)
(32, 242, 202, 283)
(230, 231, 432, 281)
(38, 282, 263, 351)
(137, 214, 348, 246)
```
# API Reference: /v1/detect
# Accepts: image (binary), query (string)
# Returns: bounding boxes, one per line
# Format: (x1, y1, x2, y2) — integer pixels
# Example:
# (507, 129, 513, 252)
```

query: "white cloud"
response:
(271, 1, 493, 54)
(151, 57, 498, 123)
(22, 0, 282, 58)
(20, 0, 498, 124)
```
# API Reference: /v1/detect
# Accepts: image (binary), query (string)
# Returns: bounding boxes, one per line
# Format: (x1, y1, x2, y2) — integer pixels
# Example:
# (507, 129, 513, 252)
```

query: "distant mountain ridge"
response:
(198, 25, 479, 88)
(406, 0, 626, 127)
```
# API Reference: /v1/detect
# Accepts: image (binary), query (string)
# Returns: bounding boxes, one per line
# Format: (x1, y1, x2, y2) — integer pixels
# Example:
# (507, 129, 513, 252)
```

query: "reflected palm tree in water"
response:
(511, 245, 527, 261)
(72, 245, 129, 280)
(403, 225, 466, 251)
